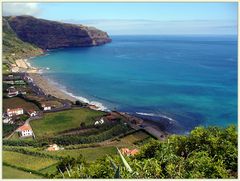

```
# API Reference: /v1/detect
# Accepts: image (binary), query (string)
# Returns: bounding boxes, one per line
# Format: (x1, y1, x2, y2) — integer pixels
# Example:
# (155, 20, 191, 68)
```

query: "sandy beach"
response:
(15, 59, 28, 69)
(12, 58, 78, 103)
(13, 59, 39, 73)
(28, 73, 78, 102)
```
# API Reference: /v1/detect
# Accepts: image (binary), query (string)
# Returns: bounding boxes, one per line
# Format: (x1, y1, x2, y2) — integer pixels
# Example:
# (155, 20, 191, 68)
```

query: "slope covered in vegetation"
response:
(3, 17, 43, 64)
(52, 126, 237, 179)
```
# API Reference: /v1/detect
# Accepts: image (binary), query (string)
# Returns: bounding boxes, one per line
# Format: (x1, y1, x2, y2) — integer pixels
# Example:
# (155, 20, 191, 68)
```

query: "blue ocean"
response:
(31, 35, 238, 133)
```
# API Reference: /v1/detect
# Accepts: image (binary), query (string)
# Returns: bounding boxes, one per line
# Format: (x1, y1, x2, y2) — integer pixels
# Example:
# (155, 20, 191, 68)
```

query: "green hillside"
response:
(3, 17, 43, 64)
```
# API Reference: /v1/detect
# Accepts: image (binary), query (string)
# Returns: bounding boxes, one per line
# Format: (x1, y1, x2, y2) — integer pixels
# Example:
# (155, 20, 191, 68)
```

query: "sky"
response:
(3, 2, 238, 35)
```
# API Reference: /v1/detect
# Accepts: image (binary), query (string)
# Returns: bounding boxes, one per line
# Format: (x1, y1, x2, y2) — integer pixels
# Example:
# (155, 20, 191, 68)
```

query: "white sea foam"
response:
(45, 77, 109, 111)
(136, 112, 156, 117)
(136, 112, 177, 124)
(62, 90, 108, 111)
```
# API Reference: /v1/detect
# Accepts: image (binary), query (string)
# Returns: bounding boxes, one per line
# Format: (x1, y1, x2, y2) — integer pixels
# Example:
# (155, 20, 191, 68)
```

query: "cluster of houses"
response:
(2, 107, 35, 138)
(3, 107, 38, 124)
(6, 86, 27, 97)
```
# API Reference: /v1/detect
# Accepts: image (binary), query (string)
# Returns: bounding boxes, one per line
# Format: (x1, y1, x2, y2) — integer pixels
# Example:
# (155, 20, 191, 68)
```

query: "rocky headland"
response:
(5, 15, 111, 49)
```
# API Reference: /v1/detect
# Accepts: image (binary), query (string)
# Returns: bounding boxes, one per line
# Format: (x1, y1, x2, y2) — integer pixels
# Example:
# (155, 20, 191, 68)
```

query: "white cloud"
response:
(3, 3, 41, 16)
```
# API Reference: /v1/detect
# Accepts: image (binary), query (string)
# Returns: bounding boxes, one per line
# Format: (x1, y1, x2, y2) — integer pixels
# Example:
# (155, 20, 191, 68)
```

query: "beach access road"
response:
(116, 112, 168, 141)
(143, 125, 167, 141)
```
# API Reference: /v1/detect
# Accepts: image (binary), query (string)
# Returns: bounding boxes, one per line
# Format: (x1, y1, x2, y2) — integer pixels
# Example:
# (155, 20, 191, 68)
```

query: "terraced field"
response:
(3, 151, 58, 171)
(3, 97, 40, 112)
(3, 165, 42, 179)
(41, 146, 117, 162)
(30, 108, 106, 138)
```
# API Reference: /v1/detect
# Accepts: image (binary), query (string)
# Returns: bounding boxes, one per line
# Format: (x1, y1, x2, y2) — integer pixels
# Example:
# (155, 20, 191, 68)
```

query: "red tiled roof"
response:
(18, 124, 32, 131)
(28, 110, 36, 113)
(121, 148, 139, 156)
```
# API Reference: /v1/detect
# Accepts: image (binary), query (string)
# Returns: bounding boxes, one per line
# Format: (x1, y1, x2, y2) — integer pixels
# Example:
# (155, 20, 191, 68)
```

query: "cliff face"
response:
(6, 16, 111, 49)
(3, 17, 43, 63)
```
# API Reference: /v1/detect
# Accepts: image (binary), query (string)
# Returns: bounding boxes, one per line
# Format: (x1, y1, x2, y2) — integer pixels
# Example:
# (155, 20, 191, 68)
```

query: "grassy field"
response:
(3, 97, 40, 112)
(30, 108, 106, 138)
(3, 151, 58, 171)
(43, 146, 117, 162)
(9, 132, 19, 140)
(119, 130, 150, 145)
(39, 163, 58, 175)
(3, 165, 42, 179)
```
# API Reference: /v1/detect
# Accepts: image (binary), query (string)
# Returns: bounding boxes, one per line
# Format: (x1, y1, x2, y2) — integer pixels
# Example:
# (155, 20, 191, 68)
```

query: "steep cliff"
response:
(3, 17, 43, 63)
(6, 16, 111, 49)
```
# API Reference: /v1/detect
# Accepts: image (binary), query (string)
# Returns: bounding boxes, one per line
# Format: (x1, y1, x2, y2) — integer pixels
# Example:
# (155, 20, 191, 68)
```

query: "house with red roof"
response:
(27, 110, 37, 117)
(121, 148, 139, 156)
(17, 124, 33, 137)
(7, 108, 24, 117)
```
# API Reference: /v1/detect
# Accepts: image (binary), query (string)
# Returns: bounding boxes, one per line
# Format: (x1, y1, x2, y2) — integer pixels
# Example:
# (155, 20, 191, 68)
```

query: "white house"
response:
(24, 76, 33, 83)
(7, 108, 24, 117)
(27, 110, 37, 117)
(47, 144, 61, 151)
(7, 86, 19, 97)
(17, 124, 33, 137)
(41, 104, 52, 111)
(7, 91, 19, 97)
(3, 116, 12, 124)
(94, 118, 104, 125)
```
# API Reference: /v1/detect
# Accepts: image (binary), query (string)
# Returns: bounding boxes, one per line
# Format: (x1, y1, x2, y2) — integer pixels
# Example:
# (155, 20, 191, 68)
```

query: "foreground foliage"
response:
(53, 126, 237, 179)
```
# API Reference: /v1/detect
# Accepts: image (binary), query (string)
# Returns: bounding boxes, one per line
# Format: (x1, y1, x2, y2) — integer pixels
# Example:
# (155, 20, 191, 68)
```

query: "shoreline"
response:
(8, 57, 169, 138)
(12, 57, 108, 111)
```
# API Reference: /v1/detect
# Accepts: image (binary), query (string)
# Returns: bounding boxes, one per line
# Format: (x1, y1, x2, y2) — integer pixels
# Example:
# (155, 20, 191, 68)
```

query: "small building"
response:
(7, 87, 19, 97)
(7, 108, 24, 117)
(17, 124, 33, 137)
(3, 116, 12, 124)
(47, 144, 61, 151)
(24, 76, 33, 83)
(27, 110, 37, 117)
(41, 104, 52, 111)
(94, 118, 104, 125)
(19, 91, 27, 95)
(121, 148, 139, 156)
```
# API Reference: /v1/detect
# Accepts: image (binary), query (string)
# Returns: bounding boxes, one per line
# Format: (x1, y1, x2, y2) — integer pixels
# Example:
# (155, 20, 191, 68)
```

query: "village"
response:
(3, 72, 168, 161)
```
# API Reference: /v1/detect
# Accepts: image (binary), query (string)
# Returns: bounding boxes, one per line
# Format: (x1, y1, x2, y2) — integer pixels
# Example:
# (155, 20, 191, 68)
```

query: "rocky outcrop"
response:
(6, 15, 111, 49)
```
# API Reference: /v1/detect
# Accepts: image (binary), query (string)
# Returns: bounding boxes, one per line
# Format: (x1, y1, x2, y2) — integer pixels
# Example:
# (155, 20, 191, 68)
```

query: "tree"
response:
(75, 100, 83, 106)
(80, 122, 86, 128)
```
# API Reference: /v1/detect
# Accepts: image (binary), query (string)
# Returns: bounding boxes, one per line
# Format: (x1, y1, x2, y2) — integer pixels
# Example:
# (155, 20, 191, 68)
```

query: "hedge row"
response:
(51, 123, 131, 145)
(3, 162, 47, 178)
(3, 146, 63, 160)
(3, 139, 42, 147)
(64, 143, 102, 150)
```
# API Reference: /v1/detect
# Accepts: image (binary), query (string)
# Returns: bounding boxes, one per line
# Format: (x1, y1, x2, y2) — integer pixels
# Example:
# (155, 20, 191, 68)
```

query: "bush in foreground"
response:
(53, 125, 237, 179)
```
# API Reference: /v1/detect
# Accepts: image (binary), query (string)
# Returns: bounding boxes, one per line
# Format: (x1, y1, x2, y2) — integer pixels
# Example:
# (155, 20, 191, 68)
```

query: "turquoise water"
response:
(31, 35, 237, 133)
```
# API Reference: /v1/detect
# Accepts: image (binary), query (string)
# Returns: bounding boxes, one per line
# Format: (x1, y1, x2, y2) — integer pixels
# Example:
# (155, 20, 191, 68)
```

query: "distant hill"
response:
(3, 16, 111, 63)
(5, 15, 111, 49)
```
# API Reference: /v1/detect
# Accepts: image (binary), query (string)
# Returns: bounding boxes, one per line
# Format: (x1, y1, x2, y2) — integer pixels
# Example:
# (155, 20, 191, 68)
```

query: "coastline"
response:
(28, 73, 78, 103)
(9, 57, 169, 138)
(13, 58, 109, 111)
